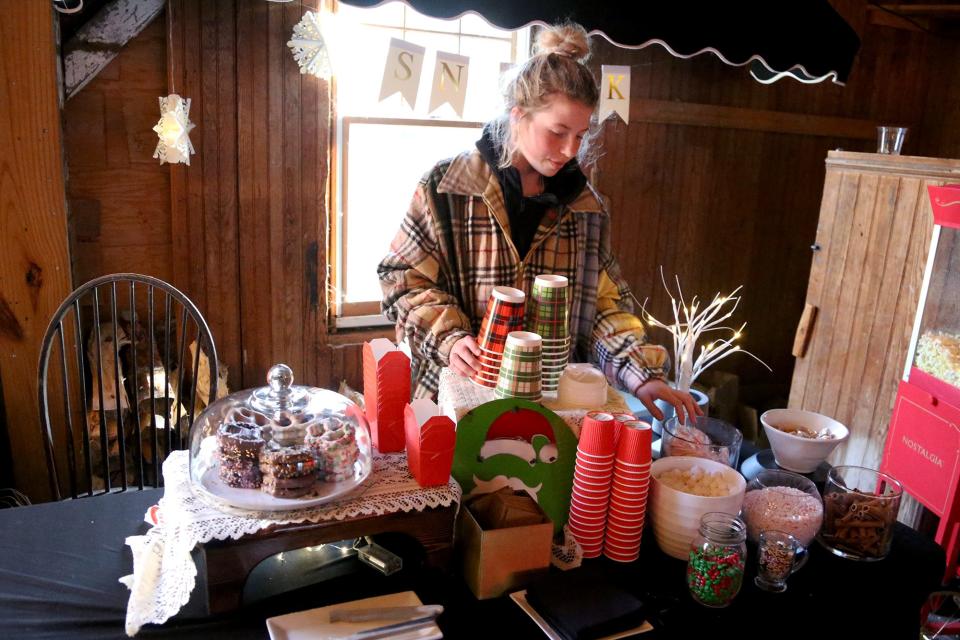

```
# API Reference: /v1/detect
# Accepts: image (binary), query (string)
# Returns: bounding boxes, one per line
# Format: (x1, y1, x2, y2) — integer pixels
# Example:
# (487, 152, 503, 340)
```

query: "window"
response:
(329, 1, 530, 328)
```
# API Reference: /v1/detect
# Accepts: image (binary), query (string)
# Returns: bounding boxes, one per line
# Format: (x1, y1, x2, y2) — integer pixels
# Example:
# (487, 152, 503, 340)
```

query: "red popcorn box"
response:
(363, 338, 411, 453)
(404, 399, 456, 487)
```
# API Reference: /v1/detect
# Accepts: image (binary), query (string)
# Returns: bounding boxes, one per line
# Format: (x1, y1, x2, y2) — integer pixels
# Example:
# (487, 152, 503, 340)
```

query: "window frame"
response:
(326, 2, 530, 330)
(334, 116, 485, 328)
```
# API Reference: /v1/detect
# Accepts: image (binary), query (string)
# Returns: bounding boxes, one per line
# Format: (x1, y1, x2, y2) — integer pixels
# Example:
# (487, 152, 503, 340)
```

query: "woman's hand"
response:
(633, 378, 704, 425)
(449, 335, 482, 377)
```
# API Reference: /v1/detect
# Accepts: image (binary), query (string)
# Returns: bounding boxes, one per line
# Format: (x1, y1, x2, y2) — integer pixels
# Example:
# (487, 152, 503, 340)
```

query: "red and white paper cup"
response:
(615, 420, 653, 465)
(579, 412, 618, 458)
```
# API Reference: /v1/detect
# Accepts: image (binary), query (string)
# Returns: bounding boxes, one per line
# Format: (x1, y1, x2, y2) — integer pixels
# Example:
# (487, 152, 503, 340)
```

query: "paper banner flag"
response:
(429, 51, 470, 117)
(379, 38, 426, 108)
(599, 65, 631, 124)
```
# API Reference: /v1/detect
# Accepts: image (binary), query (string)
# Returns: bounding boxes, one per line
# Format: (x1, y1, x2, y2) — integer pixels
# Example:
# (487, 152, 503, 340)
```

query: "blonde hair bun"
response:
(535, 22, 591, 62)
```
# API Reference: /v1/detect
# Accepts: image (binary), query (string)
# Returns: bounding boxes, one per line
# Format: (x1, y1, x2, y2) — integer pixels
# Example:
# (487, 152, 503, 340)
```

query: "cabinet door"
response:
(788, 154, 938, 471)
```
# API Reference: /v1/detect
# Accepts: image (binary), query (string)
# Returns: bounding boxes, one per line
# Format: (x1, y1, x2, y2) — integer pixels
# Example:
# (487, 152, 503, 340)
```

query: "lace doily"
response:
(437, 368, 630, 438)
(120, 450, 460, 636)
(552, 524, 584, 570)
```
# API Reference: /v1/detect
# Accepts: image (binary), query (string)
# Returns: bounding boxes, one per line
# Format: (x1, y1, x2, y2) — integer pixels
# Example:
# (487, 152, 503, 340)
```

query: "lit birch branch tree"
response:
(633, 269, 771, 393)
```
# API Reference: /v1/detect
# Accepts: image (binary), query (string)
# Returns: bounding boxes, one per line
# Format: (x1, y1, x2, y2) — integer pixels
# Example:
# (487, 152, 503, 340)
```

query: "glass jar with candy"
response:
(686, 512, 747, 608)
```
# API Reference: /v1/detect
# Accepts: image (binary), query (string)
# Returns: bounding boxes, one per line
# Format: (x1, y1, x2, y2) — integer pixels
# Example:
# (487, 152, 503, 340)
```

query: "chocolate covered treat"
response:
(218, 460, 262, 489)
(259, 445, 318, 497)
(306, 420, 359, 482)
(261, 473, 318, 498)
(217, 422, 265, 488)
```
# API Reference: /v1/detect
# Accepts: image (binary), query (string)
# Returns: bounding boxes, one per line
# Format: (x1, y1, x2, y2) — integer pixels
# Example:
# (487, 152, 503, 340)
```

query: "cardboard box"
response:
(456, 492, 553, 600)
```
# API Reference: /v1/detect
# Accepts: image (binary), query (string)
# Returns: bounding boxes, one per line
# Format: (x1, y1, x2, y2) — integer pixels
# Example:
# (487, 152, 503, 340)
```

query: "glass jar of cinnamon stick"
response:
(817, 465, 903, 561)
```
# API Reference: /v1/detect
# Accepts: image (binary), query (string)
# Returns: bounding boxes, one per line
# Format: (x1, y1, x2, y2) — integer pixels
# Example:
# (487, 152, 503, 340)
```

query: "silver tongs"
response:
(330, 605, 444, 640)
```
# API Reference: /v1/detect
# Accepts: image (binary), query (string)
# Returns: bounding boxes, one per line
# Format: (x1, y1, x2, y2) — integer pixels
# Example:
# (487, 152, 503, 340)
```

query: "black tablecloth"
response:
(0, 488, 944, 639)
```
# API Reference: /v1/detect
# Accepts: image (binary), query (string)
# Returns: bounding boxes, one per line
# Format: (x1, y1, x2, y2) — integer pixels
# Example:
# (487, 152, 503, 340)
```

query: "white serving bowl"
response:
(649, 456, 746, 560)
(761, 408, 849, 473)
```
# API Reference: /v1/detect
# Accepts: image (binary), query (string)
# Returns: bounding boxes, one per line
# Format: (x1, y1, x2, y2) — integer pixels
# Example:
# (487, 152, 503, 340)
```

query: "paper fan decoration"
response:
(288, 10, 332, 79)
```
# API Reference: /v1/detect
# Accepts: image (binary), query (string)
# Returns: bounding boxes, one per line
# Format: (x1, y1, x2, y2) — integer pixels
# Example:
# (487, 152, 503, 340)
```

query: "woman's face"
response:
(512, 94, 593, 177)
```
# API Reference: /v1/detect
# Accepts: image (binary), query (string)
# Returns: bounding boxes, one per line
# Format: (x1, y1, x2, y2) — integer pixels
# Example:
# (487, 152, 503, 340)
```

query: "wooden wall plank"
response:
(166, 0, 328, 390)
(818, 172, 878, 418)
(236, 0, 267, 389)
(168, 0, 242, 389)
(789, 171, 859, 408)
(0, 2, 73, 501)
(629, 98, 879, 139)
(64, 16, 171, 289)
(831, 175, 900, 438)
(841, 177, 923, 467)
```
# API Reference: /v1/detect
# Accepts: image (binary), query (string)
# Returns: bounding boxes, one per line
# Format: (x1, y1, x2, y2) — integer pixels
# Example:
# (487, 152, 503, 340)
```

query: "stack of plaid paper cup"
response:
(568, 412, 617, 558)
(604, 420, 653, 562)
(493, 331, 543, 401)
(473, 286, 526, 389)
(530, 275, 570, 394)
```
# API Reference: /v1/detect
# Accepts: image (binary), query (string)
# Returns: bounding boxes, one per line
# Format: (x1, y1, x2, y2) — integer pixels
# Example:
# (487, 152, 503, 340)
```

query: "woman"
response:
(378, 22, 700, 424)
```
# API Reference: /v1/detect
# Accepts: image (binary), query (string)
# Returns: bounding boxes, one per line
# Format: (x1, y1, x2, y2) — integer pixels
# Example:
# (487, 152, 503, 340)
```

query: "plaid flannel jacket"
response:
(378, 149, 669, 400)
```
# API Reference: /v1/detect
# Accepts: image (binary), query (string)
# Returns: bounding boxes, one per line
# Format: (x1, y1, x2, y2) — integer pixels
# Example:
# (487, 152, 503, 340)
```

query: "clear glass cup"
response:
(754, 530, 804, 593)
(877, 126, 907, 155)
(921, 591, 960, 639)
(661, 416, 743, 468)
(818, 465, 902, 561)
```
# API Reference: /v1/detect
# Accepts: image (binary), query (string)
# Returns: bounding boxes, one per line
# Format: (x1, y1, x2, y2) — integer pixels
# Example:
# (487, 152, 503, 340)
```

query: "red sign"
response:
(883, 379, 960, 514)
(928, 184, 960, 229)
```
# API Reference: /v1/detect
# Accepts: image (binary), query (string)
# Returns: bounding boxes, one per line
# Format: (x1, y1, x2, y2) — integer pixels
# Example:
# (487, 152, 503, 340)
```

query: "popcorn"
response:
(657, 466, 734, 497)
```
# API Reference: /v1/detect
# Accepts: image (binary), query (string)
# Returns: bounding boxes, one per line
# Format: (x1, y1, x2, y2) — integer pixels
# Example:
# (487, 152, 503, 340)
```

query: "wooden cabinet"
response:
(789, 151, 960, 472)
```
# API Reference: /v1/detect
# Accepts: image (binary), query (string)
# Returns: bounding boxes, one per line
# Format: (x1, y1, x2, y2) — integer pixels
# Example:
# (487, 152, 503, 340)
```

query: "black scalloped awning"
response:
(339, 0, 861, 85)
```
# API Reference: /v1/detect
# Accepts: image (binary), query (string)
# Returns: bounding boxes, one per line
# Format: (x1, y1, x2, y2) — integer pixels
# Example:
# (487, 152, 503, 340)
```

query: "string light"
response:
(635, 268, 771, 392)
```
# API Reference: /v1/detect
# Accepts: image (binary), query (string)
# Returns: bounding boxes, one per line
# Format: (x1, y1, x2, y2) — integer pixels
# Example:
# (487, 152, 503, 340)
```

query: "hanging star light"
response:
(152, 94, 195, 165)
(288, 10, 332, 79)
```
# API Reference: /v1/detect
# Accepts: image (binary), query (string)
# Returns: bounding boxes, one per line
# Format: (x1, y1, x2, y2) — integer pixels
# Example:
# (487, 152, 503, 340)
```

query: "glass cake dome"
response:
(189, 363, 372, 511)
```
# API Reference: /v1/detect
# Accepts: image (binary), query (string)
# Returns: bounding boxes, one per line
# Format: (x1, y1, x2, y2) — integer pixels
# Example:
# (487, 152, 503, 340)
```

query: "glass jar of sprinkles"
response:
(686, 512, 747, 608)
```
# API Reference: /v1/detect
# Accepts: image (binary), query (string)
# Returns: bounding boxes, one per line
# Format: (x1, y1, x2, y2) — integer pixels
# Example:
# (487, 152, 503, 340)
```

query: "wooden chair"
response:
(37, 274, 220, 500)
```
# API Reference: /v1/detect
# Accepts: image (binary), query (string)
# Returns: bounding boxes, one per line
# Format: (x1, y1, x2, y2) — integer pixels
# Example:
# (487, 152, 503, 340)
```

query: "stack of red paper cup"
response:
(604, 420, 653, 562)
(568, 412, 617, 558)
(473, 286, 526, 389)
